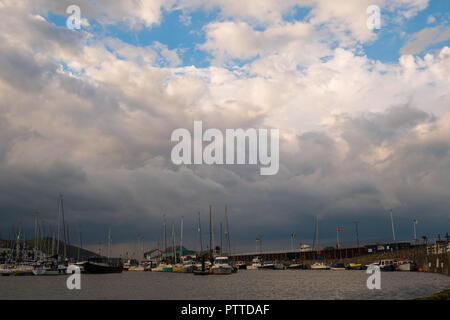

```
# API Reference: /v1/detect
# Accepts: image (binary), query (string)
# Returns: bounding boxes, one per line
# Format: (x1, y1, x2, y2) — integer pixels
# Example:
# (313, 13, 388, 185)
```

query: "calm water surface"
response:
(1, 270, 449, 300)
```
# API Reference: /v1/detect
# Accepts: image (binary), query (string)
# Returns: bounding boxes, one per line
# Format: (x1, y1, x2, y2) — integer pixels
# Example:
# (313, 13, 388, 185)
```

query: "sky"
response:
(0, 0, 449, 256)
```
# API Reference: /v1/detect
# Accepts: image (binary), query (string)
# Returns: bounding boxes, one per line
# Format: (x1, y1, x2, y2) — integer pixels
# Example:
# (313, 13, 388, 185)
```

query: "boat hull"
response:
(182, 265, 194, 273)
(83, 262, 123, 274)
(287, 264, 305, 270)
(211, 266, 232, 274)
(398, 263, 414, 271)
(33, 268, 66, 275)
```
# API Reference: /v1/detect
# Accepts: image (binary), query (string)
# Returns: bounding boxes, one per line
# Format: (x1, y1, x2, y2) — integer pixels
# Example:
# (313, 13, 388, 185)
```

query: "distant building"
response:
(364, 242, 411, 254)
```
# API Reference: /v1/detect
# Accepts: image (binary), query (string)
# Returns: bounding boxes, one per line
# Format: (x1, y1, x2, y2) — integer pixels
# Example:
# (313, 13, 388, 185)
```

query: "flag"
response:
(413, 219, 418, 224)
(256, 238, 260, 242)
(337, 226, 344, 231)
(291, 233, 296, 238)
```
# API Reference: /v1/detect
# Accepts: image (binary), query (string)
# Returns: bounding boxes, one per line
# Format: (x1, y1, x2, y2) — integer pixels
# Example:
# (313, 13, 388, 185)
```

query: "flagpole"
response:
(336, 227, 339, 249)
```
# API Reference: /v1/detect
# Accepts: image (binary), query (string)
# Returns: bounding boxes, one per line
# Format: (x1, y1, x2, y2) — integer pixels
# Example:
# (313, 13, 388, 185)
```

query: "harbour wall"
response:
(232, 245, 450, 276)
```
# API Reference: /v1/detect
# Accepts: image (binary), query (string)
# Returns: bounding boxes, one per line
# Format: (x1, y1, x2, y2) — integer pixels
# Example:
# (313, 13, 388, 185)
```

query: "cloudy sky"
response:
(0, 0, 449, 255)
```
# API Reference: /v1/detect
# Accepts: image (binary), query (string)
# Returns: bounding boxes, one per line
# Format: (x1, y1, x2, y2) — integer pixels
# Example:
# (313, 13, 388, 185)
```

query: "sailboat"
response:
(82, 228, 122, 274)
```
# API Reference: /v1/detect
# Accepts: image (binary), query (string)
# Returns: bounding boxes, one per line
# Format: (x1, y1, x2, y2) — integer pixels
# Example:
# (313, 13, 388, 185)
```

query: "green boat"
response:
(162, 266, 173, 272)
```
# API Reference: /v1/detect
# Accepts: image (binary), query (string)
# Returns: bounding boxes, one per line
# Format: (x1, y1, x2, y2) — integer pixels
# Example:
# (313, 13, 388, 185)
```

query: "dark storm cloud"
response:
(0, 1, 449, 253)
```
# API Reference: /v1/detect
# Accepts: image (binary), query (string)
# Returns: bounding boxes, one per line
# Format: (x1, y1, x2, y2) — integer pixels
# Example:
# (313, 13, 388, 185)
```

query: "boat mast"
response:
(58, 194, 67, 261)
(171, 223, 176, 264)
(180, 216, 183, 260)
(78, 225, 82, 261)
(390, 209, 396, 243)
(197, 212, 203, 253)
(16, 224, 22, 263)
(220, 222, 223, 256)
(224, 205, 231, 256)
(313, 215, 319, 251)
(56, 197, 60, 259)
(163, 214, 167, 259)
(107, 227, 111, 261)
(211, 206, 215, 255)
(209, 205, 212, 259)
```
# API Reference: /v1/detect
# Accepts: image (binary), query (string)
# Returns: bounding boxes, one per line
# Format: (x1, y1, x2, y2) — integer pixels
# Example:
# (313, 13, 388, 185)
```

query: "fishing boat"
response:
(310, 262, 330, 270)
(367, 259, 396, 271)
(396, 258, 416, 271)
(247, 257, 262, 270)
(330, 263, 346, 270)
(210, 257, 233, 275)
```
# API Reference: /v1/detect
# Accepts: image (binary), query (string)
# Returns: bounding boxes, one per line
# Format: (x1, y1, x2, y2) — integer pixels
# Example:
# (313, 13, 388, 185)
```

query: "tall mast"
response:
(78, 225, 82, 261)
(313, 215, 319, 251)
(107, 227, 111, 261)
(16, 224, 22, 263)
(209, 205, 212, 258)
(163, 214, 167, 257)
(34, 213, 38, 260)
(171, 223, 176, 264)
(390, 209, 396, 243)
(64, 222, 69, 260)
(56, 197, 60, 258)
(220, 222, 223, 256)
(198, 212, 203, 252)
(224, 205, 231, 256)
(157, 237, 161, 261)
(58, 194, 67, 260)
(211, 206, 215, 255)
(180, 216, 184, 259)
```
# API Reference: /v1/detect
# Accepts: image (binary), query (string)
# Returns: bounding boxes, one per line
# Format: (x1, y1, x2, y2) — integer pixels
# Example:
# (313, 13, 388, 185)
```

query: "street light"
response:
(413, 219, 418, 245)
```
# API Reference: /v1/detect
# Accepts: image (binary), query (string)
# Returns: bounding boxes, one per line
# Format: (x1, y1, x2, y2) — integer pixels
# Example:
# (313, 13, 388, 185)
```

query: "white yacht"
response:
(310, 262, 330, 270)
(210, 257, 233, 275)
(247, 257, 262, 270)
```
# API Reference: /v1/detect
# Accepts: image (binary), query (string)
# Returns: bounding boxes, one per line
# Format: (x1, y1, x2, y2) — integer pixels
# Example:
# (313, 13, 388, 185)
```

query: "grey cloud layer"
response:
(0, 1, 449, 251)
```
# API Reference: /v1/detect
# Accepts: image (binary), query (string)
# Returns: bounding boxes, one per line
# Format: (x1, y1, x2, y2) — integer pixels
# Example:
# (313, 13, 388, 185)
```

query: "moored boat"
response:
(330, 263, 346, 270)
(310, 262, 330, 270)
(247, 257, 262, 270)
(81, 259, 123, 274)
(210, 257, 233, 275)
(12, 265, 34, 276)
(273, 262, 286, 270)
(346, 263, 362, 270)
(287, 263, 305, 270)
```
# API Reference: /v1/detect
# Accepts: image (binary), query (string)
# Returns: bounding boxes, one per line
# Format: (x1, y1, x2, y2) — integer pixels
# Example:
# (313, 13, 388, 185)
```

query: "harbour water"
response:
(1, 270, 449, 300)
